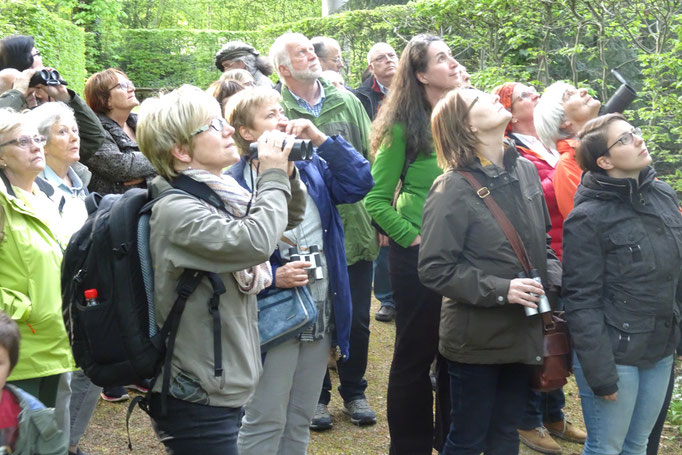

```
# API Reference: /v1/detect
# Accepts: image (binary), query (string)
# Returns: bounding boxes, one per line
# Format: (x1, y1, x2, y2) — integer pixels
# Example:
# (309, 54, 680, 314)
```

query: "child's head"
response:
(0, 312, 20, 387)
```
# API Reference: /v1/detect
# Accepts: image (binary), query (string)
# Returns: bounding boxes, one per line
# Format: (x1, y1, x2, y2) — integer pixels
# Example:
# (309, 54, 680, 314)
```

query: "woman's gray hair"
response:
(28, 102, 76, 139)
(269, 33, 308, 76)
(534, 81, 574, 148)
(0, 108, 23, 143)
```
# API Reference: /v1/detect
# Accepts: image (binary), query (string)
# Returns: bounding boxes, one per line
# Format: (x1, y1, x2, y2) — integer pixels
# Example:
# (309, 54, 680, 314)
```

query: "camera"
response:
(249, 138, 313, 161)
(289, 245, 324, 280)
(518, 269, 552, 317)
(601, 69, 636, 115)
(29, 68, 68, 88)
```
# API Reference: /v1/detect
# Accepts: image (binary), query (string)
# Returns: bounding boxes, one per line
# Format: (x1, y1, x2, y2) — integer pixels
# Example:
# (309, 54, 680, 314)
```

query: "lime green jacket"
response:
(281, 78, 379, 264)
(0, 175, 75, 381)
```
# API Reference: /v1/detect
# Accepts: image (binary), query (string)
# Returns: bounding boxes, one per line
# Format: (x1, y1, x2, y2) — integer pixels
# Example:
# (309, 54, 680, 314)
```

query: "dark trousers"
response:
(646, 358, 676, 455)
(519, 388, 565, 429)
(320, 260, 373, 404)
(9, 373, 61, 407)
(386, 241, 446, 454)
(149, 393, 241, 455)
(443, 361, 533, 455)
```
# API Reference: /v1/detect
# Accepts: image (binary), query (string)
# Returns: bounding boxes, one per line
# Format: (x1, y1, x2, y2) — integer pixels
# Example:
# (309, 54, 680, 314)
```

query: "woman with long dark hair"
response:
(363, 34, 466, 454)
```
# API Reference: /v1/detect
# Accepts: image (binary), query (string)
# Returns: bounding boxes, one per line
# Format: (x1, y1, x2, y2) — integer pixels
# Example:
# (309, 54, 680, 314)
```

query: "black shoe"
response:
(375, 304, 395, 322)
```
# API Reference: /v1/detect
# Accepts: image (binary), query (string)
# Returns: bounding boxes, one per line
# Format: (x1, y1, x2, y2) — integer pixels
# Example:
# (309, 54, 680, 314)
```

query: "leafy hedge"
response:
(0, 1, 86, 94)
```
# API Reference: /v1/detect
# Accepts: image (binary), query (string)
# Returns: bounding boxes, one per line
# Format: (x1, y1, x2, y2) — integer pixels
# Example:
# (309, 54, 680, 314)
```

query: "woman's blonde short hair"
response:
(224, 87, 281, 155)
(137, 84, 221, 180)
(431, 89, 480, 169)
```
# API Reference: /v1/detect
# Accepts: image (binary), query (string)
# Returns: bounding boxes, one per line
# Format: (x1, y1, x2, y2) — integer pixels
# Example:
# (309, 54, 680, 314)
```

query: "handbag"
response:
(257, 285, 318, 352)
(459, 170, 572, 392)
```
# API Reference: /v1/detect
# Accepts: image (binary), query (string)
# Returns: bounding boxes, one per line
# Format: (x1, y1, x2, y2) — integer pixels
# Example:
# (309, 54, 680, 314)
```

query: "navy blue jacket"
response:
(226, 135, 374, 358)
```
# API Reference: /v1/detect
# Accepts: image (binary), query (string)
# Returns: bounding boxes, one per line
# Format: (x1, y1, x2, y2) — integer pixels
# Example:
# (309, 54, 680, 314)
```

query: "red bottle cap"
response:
(84, 289, 98, 299)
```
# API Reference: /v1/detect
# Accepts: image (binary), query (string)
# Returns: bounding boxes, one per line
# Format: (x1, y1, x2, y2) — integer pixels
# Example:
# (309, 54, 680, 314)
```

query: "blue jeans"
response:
(373, 246, 393, 308)
(149, 393, 241, 454)
(574, 354, 673, 455)
(443, 361, 533, 455)
(519, 388, 565, 429)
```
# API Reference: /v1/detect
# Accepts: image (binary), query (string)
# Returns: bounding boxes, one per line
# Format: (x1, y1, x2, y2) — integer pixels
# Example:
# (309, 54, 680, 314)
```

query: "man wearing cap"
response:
(214, 40, 274, 87)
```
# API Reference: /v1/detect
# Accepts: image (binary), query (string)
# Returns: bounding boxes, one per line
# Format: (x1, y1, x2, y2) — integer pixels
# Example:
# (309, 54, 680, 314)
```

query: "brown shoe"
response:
(544, 419, 587, 444)
(518, 427, 562, 454)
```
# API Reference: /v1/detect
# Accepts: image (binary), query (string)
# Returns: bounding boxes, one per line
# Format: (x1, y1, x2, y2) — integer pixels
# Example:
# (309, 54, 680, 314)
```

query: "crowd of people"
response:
(0, 28, 680, 455)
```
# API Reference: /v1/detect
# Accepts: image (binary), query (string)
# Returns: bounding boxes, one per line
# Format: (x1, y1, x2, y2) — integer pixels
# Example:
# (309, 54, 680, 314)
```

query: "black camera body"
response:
(29, 69, 68, 88)
(601, 69, 636, 115)
(249, 138, 313, 161)
(289, 246, 324, 280)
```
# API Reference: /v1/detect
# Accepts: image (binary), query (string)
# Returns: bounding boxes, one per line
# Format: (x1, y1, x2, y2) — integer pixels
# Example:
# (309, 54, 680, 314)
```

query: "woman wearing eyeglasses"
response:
(0, 108, 75, 414)
(137, 85, 305, 454)
(562, 113, 682, 455)
(83, 68, 155, 196)
(418, 88, 561, 454)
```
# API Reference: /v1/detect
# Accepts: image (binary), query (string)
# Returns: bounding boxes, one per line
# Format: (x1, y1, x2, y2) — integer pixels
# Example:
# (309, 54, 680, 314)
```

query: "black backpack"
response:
(61, 175, 227, 403)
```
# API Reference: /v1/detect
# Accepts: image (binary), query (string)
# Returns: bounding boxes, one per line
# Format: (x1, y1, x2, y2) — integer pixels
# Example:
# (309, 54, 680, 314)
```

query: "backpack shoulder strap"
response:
(171, 174, 225, 211)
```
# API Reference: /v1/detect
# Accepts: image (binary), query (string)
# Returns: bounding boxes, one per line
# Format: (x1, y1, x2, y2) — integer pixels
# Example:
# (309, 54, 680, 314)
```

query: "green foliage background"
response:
(1, 0, 681, 192)
(0, 0, 86, 93)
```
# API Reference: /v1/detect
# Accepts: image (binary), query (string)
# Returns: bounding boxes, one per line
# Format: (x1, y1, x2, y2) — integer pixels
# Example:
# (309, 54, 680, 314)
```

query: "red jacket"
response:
(510, 134, 563, 259)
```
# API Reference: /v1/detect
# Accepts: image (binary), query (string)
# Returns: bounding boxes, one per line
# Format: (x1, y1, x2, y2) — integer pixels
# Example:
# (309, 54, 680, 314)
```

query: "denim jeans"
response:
(442, 361, 533, 455)
(519, 388, 565, 429)
(373, 246, 394, 308)
(149, 393, 241, 454)
(320, 260, 372, 404)
(574, 353, 673, 455)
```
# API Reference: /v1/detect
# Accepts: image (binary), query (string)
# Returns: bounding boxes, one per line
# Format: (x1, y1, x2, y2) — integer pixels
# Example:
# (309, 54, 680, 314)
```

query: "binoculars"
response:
(518, 269, 552, 317)
(249, 138, 313, 161)
(289, 246, 324, 280)
(601, 69, 636, 115)
(29, 68, 68, 88)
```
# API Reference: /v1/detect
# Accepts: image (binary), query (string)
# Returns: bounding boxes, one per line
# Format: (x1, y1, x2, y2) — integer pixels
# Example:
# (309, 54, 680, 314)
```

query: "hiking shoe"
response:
(310, 403, 333, 431)
(100, 386, 129, 402)
(544, 419, 587, 443)
(374, 304, 395, 322)
(126, 383, 149, 393)
(342, 398, 377, 426)
(518, 427, 561, 454)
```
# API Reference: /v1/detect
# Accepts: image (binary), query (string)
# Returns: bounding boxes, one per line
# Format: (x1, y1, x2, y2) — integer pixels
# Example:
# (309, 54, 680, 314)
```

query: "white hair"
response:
(269, 32, 308, 77)
(29, 102, 76, 139)
(534, 81, 574, 148)
(366, 42, 393, 65)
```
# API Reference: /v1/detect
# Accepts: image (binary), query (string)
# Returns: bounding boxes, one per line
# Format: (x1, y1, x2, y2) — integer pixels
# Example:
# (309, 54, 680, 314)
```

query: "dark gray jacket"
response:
(562, 167, 682, 396)
(85, 112, 155, 195)
(419, 147, 561, 365)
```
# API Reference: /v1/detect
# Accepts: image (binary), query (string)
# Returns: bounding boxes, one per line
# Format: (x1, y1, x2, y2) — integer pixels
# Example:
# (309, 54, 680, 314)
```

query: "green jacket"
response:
(0, 174, 75, 381)
(364, 123, 443, 248)
(7, 384, 68, 455)
(281, 79, 378, 264)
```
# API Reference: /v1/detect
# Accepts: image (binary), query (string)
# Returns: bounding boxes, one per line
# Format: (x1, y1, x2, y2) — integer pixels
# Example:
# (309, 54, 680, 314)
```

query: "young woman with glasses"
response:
(563, 113, 682, 455)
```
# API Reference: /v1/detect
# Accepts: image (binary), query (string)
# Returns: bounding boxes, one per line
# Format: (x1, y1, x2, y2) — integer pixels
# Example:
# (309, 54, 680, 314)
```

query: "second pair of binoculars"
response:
(29, 68, 68, 88)
(289, 245, 323, 280)
(249, 138, 313, 161)
(517, 268, 552, 317)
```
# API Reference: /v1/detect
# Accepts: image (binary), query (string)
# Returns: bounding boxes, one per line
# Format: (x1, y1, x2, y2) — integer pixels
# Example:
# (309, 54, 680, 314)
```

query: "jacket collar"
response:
(577, 167, 656, 205)
(282, 78, 345, 117)
(97, 112, 138, 149)
(464, 142, 520, 179)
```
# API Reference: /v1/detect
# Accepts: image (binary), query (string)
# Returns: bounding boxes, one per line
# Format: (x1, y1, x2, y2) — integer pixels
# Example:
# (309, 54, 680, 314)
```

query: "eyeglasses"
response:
(607, 127, 642, 151)
(191, 118, 227, 137)
(31, 50, 41, 58)
(512, 89, 537, 104)
(0, 135, 47, 149)
(464, 96, 479, 116)
(371, 53, 398, 64)
(325, 56, 344, 64)
(109, 81, 135, 92)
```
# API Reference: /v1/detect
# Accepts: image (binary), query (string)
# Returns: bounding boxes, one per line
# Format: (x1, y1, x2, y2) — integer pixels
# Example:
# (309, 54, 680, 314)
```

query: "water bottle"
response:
(84, 289, 99, 307)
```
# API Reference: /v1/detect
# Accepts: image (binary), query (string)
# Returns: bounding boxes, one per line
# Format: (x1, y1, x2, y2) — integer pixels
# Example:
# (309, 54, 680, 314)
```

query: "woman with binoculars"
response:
(418, 88, 561, 455)
(225, 87, 372, 454)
